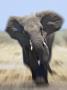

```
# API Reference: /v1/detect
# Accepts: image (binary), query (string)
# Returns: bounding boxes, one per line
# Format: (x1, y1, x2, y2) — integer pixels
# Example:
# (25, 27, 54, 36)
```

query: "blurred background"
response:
(0, 0, 67, 88)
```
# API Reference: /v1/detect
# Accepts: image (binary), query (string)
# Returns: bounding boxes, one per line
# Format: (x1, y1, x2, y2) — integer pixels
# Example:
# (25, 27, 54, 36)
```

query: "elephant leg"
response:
(31, 69, 36, 81)
(43, 40, 53, 74)
(44, 34, 55, 74)
(44, 67, 48, 84)
(37, 46, 49, 84)
(23, 46, 39, 81)
(46, 33, 55, 62)
(23, 47, 37, 82)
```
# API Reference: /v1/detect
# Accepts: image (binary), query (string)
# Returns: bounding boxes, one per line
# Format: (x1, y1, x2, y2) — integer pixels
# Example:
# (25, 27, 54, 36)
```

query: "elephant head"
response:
(5, 11, 63, 84)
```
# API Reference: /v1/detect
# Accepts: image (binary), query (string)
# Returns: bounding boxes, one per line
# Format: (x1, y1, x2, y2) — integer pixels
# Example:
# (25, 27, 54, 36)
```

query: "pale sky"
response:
(0, 0, 67, 31)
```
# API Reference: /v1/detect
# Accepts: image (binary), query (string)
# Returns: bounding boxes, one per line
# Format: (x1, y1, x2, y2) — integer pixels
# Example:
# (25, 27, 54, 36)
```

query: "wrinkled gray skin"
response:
(5, 11, 63, 85)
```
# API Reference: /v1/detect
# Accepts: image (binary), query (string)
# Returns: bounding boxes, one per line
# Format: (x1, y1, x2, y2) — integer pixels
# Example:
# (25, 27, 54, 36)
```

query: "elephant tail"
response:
(48, 64, 53, 74)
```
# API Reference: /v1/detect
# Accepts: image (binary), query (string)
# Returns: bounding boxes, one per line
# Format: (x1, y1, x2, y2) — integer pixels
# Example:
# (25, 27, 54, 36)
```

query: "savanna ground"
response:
(0, 31, 67, 90)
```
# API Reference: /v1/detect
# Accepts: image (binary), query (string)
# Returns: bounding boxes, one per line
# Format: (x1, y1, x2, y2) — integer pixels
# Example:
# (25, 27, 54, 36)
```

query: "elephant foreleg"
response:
(43, 63, 48, 84)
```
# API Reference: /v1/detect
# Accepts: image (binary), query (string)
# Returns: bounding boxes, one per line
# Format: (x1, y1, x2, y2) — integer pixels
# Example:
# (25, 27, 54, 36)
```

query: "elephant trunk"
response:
(29, 33, 49, 64)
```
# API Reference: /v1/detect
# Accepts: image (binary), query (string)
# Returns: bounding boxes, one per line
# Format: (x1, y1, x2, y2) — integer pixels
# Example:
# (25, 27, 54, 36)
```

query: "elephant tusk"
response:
(38, 60, 40, 66)
(30, 40, 33, 51)
(31, 45, 33, 51)
(43, 41, 49, 56)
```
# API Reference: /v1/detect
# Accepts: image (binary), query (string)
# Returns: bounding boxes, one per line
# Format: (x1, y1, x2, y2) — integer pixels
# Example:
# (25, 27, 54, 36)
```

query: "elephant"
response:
(5, 11, 63, 85)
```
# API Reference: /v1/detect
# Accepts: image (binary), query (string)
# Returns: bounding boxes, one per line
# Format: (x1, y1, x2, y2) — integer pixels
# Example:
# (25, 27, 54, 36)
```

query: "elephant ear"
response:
(36, 11, 64, 34)
(5, 17, 24, 39)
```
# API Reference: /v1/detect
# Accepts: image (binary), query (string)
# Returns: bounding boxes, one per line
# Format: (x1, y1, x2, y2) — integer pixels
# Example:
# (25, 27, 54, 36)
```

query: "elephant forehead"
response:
(23, 17, 42, 32)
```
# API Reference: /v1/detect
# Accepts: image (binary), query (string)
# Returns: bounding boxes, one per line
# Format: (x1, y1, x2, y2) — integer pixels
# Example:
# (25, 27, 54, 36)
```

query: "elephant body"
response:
(5, 11, 63, 85)
(22, 33, 55, 84)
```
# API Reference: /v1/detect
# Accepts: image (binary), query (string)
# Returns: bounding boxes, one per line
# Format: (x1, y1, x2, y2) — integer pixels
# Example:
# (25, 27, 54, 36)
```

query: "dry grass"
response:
(49, 46, 67, 82)
(0, 42, 32, 85)
(0, 32, 67, 85)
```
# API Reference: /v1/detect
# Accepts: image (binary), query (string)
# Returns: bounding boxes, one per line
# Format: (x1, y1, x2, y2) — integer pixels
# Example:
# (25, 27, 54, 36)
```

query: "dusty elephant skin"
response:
(5, 11, 63, 85)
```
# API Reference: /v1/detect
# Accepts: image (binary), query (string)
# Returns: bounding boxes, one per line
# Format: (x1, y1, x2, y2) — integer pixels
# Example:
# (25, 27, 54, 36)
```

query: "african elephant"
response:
(5, 11, 63, 85)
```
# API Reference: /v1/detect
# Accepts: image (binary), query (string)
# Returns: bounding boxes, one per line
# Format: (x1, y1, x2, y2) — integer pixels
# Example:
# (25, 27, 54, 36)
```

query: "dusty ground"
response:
(0, 81, 67, 90)
(0, 33, 67, 89)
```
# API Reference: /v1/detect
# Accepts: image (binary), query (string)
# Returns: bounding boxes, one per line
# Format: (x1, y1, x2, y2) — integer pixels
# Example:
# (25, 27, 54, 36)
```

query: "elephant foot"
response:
(34, 77, 46, 85)
(44, 69, 49, 85)
(44, 78, 49, 85)
(34, 77, 49, 87)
